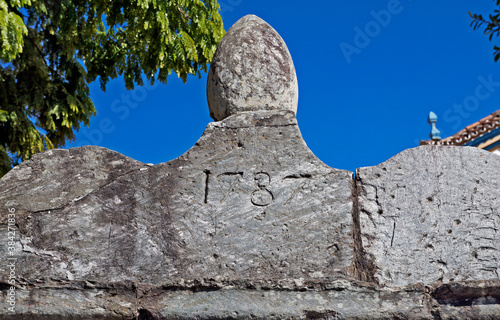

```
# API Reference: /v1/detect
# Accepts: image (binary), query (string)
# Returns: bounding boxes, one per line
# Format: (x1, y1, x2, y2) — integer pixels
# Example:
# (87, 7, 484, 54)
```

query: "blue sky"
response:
(67, 1, 500, 173)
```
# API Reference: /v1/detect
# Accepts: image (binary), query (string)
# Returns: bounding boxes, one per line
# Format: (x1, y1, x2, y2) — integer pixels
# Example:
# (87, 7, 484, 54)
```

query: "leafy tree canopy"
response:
(470, 0, 500, 61)
(0, 0, 225, 176)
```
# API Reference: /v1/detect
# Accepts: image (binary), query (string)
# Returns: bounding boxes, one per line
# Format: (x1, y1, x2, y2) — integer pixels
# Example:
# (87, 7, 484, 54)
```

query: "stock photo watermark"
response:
(5, 208, 17, 312)
(219, 0, 243, 19)
(443, 74, 500, 131)
(76, 83, 159, 147)
(340, 0, 412, 64)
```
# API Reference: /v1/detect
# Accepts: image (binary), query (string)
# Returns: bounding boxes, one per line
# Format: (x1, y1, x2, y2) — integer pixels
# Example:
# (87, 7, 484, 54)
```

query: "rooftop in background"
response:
(420, 109, 500, 156)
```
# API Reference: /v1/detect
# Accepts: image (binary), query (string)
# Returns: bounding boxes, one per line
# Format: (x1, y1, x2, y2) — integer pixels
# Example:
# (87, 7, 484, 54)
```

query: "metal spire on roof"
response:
(428, 111, 441, 141)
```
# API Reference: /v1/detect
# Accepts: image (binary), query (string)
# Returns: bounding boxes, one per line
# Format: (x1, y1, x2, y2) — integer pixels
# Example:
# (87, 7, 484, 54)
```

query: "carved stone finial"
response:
(207, 15, 299, 121)
(428, 111, 441, 141)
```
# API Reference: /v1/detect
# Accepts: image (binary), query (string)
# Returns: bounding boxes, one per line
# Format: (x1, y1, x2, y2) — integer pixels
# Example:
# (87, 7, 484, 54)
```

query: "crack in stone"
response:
(351, 176, 377, 283)
(390, 221, 396, 247)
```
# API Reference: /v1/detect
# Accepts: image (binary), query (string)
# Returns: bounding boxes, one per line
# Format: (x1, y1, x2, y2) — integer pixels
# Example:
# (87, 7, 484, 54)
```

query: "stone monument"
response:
(1, 14, 499, 319)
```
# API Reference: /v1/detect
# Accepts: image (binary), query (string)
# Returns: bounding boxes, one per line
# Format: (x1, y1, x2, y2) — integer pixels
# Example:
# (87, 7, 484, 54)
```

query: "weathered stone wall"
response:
(357, 146, 500, 287)
(0, 14, 499, 320)
(1, 122, 499, 319)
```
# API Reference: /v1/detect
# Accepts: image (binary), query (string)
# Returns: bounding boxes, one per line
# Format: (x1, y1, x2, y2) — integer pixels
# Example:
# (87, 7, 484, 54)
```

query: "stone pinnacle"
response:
(207, 15, 299, 121)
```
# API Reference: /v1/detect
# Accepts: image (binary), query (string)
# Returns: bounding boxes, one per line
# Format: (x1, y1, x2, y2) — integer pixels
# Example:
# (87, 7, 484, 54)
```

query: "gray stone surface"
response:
(3, 278, 500, 319)
(0, 146, 143, 212)
(207, 15, 298, 121)
(356, 145, 500, 287)
(0, 280, 432, 319)
(0, 111, 354, 310)
(162, 110, 354, 281)
(3, 126, 499, 319)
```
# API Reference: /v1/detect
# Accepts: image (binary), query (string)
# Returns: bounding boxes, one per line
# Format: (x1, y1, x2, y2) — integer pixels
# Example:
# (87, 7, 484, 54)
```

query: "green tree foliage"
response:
(470, 1, 500, 61)
(0, 0, 225, 177)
